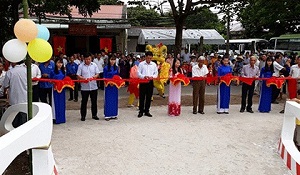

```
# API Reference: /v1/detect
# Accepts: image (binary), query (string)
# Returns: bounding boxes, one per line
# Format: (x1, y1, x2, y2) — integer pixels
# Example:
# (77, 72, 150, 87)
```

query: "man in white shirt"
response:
(272, 54, 285, 104)
(181, 49, 191, 63)
(290, 56, 300, 93)
(31, 62, 41, 102)
(77, 53, 100, 121)
(3, 61, 27, 105)
(137, 51, 158, 118)
(74, 53, 81, 65)
(3, 61, 28, 127)
(192, 56, 208, 114)
(93, 53, 105, 90)
(240, 56, 260, 113)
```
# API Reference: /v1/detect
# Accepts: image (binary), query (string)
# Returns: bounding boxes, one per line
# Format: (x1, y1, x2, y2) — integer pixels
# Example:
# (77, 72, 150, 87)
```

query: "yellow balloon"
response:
(14, 19, 38, 42)
(28, 38, 53, 62)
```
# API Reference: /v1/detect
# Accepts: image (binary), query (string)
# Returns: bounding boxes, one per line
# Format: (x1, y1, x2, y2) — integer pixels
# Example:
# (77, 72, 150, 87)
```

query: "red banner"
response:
(69, 24, 97, 36)
(53, 36, 66, 56)
(100, 38, 112, 53)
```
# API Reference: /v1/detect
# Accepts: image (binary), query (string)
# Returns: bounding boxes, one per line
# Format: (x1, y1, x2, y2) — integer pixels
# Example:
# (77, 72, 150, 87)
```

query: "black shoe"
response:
(198, 111, 205, 114)
(81, 117, 85, 121)
(272, 101, 279, 104)
(240, 109, 245, 113)
(280, 110, 285, 114)
(144, 112, 152, 117)
(224, 112, 229, 114)
(138, 112, 143, 118)
(247, 109, 254, 113)
(105, 118, 110, 121)
(68, 98, 73, 101)
(193, 111, 197, 114)
(92, 116, 99, 120)
(74, 99, 78, 102)
(217, 112, 222, 114)
(111, 117, 118, 120)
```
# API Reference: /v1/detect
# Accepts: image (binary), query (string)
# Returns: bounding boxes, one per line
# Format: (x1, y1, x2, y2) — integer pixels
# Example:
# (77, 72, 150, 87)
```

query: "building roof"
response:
(46, 5, 126, 19)
(137, 28, 225, 45)
(29, 5, 130, 29)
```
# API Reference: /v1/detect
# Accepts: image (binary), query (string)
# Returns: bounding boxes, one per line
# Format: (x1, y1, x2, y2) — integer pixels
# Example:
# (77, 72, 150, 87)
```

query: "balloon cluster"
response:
(2, 19, 53, 63)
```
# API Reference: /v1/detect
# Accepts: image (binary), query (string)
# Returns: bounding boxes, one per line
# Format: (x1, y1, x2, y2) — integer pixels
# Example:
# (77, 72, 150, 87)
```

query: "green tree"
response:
(185, 7, 224, 33)
(128, 0, 227, 55)
(239, 0, 300, 39)
(0, 0, 20, 46)
(127, 6, 161, 26)
(215, 0, 247, 53)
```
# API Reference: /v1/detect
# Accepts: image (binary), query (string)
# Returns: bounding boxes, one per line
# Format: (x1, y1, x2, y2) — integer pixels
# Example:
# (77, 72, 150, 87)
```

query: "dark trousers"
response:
(139, 81, 154, 113)
(241, 82, 255, 110)
(32, 85, 39, 102)
(272, 84, 281, 102)
(39, 88, 52, 106)
(192, 80, 206, 112)
(68, 75, 79, 100)
(80, 90, 98, 118)
(98, 73, 104, 90)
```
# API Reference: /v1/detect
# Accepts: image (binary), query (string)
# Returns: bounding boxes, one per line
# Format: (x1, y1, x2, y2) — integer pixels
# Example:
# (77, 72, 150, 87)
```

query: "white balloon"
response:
(2, 39, 27, 63)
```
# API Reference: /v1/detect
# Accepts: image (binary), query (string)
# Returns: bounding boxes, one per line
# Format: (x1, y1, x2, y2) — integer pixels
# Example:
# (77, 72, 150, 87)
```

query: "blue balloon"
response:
(36, 24, 50, 41)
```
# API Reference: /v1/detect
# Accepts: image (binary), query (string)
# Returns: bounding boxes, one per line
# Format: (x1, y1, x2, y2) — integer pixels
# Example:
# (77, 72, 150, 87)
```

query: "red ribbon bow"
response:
(104, 75, 125, 89)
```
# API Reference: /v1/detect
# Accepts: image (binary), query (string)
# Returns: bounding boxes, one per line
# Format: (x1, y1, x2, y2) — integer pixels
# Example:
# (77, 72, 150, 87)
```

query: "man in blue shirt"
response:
(39, 59, 55, 105)
(66, 55, 79, 102)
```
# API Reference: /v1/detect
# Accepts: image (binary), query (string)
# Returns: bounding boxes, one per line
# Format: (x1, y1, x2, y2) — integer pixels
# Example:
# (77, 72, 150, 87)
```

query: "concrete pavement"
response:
(51, 103, 291, 175)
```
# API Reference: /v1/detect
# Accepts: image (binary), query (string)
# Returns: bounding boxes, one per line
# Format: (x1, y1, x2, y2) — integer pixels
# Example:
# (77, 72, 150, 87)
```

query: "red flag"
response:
(100, 38, 112, 53)
(287, 79, 297, 99)
(53, 36, 66, 56)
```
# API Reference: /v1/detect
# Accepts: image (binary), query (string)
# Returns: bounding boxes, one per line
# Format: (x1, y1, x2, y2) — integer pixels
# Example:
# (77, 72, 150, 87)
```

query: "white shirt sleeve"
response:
(152, 65, 158, 78)
(138, 63, 144, 79)
(192, 65, 197, 77)
(76, 64, 82, 76)
(35, 65, 42, 78)
(3, 71, 10, 88)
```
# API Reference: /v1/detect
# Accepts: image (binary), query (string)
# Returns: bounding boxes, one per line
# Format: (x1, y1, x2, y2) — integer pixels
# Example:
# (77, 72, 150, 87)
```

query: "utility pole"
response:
(226, 9, 230, 55)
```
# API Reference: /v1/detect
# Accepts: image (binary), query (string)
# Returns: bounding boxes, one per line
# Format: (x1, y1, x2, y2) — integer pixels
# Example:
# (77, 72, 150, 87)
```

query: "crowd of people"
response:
(0, 48, 300, 125)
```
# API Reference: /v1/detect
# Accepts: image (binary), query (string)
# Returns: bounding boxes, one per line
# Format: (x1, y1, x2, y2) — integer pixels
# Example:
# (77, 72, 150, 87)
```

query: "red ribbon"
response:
(33, 75, 299, 90)
(170, 73, 190, 86)
(239, 77, 256, 86)
(104, 75, 125, 89)
(33, 76, 74, 93)
(219, 74, 239, 86)
(266, 77, 285, 89)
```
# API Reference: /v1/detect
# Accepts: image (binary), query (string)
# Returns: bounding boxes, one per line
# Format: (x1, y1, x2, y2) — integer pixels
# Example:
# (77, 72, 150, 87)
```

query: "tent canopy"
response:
(138, 29, 225, 45)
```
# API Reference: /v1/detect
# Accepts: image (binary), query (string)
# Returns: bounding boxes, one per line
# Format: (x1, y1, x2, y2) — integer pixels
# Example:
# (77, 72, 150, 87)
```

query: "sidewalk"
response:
(51, 104, 290, 175)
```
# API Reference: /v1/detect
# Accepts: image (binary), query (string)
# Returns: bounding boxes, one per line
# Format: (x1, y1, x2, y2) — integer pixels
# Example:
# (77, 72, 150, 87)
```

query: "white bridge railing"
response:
(0, 102, 58, 175)
(279, 101, 300, 175)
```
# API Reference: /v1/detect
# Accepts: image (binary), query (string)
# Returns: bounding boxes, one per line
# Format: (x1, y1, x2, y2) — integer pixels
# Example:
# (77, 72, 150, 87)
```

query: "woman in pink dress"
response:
(168, 59, 190, 116)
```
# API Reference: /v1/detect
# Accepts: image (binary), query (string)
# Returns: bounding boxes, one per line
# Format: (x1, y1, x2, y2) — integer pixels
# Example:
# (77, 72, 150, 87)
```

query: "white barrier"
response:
(279, 101, 300, 175)
(0, 102, 58, 175)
